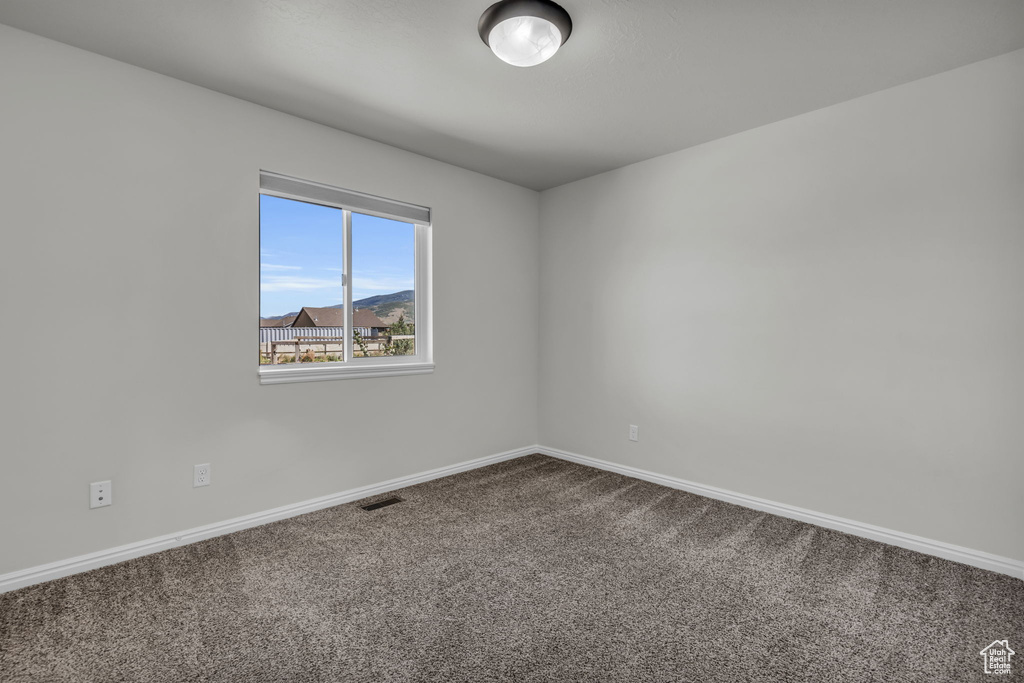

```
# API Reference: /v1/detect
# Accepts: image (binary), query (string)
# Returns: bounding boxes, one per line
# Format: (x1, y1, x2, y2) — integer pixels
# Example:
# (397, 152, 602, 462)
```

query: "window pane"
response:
(259, 195, 345, 365)
(351, 212, 415, 357)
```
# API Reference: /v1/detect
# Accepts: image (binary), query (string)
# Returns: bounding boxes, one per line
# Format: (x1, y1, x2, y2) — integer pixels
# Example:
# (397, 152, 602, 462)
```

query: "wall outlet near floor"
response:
(629, 424, 639, 442)
(90, 480, 112, 509)
(193, 464, 211, 488)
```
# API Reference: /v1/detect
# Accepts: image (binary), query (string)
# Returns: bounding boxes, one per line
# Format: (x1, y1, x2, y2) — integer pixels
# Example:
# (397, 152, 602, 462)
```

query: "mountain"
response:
(349, 290, 414, 308)
(368, 298, 415, 325)
(261, 290, 415, 325)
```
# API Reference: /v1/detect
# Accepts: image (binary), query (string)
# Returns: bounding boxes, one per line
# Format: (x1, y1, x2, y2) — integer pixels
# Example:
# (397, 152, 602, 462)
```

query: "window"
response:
(258, 171, 432, 384)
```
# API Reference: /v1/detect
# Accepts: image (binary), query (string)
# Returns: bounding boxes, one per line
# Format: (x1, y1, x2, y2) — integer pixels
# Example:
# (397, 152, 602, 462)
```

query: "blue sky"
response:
(259, 195, 414, 318)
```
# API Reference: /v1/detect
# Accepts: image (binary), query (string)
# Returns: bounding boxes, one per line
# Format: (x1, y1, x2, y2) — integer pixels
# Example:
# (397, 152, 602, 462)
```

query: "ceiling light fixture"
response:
(478, 0, 572, 68)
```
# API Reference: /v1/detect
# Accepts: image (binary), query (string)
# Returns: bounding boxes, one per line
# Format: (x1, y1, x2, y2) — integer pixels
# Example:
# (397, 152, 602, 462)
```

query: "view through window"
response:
(259, 195, 418, 367)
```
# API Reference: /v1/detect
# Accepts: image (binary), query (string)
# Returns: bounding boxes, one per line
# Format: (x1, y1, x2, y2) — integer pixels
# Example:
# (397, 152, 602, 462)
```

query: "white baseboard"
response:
(0, 445, 536, 594)
(536, 446, 1024, 581)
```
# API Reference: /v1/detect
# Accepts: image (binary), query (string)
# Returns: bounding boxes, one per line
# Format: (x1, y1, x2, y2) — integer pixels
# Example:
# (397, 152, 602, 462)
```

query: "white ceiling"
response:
(2, 1, 1022, 190)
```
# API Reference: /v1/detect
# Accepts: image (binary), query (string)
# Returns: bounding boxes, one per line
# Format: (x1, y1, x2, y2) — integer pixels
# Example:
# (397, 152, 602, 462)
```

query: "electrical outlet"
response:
(629, 424, 639, 442)
(193, 463, 211, 488)
(90, 480, 112, 509)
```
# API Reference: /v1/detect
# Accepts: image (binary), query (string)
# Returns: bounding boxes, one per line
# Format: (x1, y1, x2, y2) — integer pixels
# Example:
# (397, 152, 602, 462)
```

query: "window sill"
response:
(258, 361, 434, 385)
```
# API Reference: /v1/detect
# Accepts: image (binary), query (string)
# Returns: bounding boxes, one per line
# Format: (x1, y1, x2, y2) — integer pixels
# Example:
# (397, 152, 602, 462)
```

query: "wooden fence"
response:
(263, 335, 415, 364)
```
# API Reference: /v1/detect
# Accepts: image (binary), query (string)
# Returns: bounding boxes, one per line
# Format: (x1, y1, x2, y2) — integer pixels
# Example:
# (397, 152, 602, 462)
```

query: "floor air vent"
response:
(360, 496, 404, 511)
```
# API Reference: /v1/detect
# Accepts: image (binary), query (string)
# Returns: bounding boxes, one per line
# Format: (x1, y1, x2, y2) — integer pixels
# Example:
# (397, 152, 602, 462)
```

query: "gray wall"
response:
(538, 49, 1024, 563)
(0, 25, 540, 575)
(3, 22, 1022, 576)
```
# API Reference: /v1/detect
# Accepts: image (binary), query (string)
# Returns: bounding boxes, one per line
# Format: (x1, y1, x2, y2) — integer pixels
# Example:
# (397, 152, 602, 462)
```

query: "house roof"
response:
(259, 316, 296, 328)
(297, 307, 387, 328)
(298, 307, 344, 327)
(353, 309, 388, 329)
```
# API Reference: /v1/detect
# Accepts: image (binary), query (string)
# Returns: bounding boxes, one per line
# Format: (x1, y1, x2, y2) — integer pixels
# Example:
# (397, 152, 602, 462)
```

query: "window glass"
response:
(259, 196, 344, 365)
(351, 212, 416, 357)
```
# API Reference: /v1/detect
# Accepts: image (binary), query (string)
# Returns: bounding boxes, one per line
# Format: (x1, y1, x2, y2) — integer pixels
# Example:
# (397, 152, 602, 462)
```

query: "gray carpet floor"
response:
(1, 454, 1021, 682)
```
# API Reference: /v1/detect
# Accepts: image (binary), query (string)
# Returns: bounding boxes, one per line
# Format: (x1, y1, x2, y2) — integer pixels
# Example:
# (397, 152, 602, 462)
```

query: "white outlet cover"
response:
(90, 480, 112, 508)
(629, 425, 639, 442)
(194, 463, 211, 487)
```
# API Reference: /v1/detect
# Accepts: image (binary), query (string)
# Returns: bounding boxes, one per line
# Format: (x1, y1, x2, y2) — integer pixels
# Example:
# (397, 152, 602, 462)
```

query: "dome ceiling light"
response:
(478, 0, 573, 68)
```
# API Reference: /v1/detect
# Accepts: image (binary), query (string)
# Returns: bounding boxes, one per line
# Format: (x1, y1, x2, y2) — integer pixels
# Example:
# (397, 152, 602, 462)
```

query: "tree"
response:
(382, 315, 415, 356)
(352, 328, 370, 357)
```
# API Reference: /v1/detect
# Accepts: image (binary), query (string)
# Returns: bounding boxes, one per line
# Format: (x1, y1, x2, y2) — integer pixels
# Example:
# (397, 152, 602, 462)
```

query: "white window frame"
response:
(258, 171, 433, 385)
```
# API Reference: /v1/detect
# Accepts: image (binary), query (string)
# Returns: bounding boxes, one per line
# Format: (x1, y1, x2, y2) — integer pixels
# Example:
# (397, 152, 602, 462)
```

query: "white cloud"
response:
(260, 263, 302, 271)
(260, 275, 341, 292)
